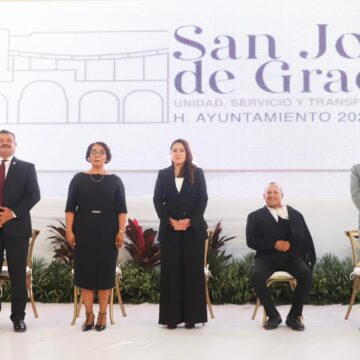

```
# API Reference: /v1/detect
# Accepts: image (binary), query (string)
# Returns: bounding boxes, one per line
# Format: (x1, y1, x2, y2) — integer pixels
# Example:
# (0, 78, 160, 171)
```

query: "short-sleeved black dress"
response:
(65, 173, 127, 290)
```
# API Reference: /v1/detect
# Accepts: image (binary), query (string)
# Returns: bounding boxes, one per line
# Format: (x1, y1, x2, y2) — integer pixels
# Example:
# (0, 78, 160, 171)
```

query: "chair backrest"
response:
(345, 230, 360, 267)
(204, 229, 213, 266)
(2, 229, 40, 268)
(27, 229, 40, 268)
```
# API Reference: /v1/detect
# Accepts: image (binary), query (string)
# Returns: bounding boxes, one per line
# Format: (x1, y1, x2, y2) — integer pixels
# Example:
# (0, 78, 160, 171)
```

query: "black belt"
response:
(77, 209, 114, 214)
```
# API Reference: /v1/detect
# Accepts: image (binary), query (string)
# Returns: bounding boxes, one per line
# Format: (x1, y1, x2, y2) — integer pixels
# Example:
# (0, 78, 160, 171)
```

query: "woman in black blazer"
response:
(153, 139, 208, 329)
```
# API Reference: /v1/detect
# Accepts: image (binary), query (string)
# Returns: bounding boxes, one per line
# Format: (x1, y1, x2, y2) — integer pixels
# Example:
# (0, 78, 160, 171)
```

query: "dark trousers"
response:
(0, 232, 29, 321)
(159, 231, 207, 325)
(251, 253, 312, 317)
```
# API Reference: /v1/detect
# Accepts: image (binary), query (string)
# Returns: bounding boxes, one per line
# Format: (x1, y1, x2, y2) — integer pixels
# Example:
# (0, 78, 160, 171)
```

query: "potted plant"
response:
(125, 218, 160, 271)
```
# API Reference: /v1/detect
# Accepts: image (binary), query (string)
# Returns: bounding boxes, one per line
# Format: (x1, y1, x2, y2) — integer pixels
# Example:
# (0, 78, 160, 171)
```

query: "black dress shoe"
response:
(13, 320, 27, 333)
(185, 323, 195, 329)
(286, 314, 305, 331)
(264, 312, 282, 330)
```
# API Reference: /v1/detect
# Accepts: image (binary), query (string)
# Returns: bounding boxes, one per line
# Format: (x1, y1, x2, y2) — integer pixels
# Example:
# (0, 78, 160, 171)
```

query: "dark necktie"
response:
(0, 159, 7, 206)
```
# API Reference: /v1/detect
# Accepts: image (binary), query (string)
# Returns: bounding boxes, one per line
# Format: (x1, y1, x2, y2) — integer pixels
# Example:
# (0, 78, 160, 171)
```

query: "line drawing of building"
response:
(0, 29, 169, 124)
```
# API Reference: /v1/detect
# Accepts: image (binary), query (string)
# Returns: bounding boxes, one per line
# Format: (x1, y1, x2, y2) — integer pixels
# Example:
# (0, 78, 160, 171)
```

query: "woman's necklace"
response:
(89, 171, 105, 183)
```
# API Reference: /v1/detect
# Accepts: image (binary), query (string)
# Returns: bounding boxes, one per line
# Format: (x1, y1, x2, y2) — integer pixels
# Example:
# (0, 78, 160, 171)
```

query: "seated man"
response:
(246, 182, 316, 331)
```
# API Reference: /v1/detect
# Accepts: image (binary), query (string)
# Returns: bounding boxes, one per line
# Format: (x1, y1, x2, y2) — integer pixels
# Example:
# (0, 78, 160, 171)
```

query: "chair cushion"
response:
(204, 265, 212, 278)
(116, 266, 123, 279)
(268, 271, 294, 280)
(350, 267, 360, 279)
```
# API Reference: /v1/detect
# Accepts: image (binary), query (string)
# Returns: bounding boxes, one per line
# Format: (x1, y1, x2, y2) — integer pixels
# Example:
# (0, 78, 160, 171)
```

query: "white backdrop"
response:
(0, 0, 358, 181)
(0, 0, 359, 259)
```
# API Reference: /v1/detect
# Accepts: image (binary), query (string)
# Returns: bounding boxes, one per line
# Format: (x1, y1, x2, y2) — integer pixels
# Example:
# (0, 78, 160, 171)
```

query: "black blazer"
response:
(153, 165, 208, 243)
(246, 205, 316, 270)
(2, 157, 41, 238)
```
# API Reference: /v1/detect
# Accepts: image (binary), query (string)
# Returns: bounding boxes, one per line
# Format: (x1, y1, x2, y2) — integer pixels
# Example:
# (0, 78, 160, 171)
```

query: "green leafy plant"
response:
(32, 258, 73, 303)
(206, 221, 236, 303)
(1, 256, 73, 303)
(233, 253, 257, 303)
(309, 253, 354, 304)
(121, 262, 160, 303)
(125, 218, 160, 271)
(207, 253, 256, 304)
(47, 219, 74, 267)
(2, 248, 359, 305)
(238, 252, 255, 277)
(207, 223, 234, 268)
(207, 222, 236, 271)
(208, 221, 235, 260)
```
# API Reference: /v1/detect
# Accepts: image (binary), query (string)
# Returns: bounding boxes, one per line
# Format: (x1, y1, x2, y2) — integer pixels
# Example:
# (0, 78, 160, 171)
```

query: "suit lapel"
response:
(286, 206, 298, 230)
(163, 166, 176, 194)
(178, 175, 188, 195)
(261, 206, 278, 225)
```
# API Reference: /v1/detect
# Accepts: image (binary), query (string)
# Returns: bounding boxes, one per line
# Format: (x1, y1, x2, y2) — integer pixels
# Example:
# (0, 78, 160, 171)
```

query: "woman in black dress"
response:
(153, 139, 208, 329)
(65, 142, 127, 331)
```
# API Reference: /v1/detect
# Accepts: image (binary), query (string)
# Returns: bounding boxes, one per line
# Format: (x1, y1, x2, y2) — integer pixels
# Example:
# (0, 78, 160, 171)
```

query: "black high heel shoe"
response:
(82, 312, 95, 331)
(95, 312, 107, 332)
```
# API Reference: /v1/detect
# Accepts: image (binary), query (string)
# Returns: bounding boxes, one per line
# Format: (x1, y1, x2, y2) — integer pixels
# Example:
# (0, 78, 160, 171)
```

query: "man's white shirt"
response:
(267, 204, 289, 222)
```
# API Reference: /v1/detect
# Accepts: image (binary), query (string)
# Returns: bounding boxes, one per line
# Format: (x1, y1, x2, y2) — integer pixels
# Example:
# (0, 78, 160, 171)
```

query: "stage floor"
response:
(0, 303, 359, 360)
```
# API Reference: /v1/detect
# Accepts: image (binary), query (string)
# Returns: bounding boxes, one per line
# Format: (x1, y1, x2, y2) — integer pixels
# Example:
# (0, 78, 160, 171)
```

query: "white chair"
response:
(204, 235, 215, 319)
(251, 271, 297, 325)
(71, 265, 126, 325)
(344, 230, 360, 320)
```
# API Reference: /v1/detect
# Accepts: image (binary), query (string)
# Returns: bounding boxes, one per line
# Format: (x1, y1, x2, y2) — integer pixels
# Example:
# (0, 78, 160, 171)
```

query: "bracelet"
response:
(118, 230, 125, 234)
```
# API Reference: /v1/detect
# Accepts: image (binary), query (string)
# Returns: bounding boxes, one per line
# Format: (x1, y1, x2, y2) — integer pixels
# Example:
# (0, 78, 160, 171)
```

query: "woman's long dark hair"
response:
(170, 139, 196, 184)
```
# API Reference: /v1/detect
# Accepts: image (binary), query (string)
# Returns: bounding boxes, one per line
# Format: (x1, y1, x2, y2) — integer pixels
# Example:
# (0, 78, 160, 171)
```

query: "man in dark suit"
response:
(350, 163, 360, 229)
(0, 129, 40, 332)
(246, 182, 316, 331)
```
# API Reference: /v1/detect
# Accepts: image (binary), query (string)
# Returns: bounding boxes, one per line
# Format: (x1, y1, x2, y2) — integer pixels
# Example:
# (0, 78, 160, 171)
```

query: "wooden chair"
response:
(71, 265, 127, 325)
(251, 271, 297, 325)
(344, 230, 360, 320)
(0, 229, 40, 318)
(204, 230, 215, 319)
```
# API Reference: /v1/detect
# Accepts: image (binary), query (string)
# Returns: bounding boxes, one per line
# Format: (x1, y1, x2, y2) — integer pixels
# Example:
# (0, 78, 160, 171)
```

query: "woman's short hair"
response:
(85, 142, 112, 163)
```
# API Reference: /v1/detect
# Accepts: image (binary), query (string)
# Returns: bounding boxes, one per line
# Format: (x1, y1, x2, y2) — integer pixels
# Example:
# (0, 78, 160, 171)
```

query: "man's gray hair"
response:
(264, 182, 283, 195)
